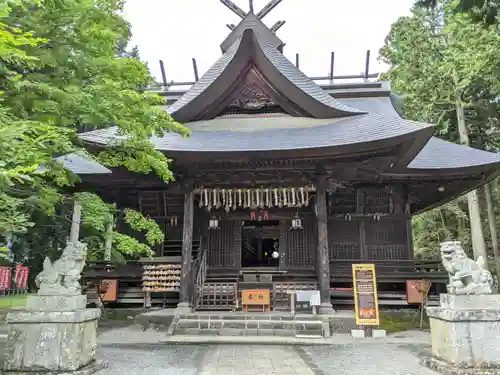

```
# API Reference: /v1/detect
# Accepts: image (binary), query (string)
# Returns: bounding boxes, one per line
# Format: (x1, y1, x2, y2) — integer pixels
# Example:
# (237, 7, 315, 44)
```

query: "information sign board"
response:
(352, 264, 380, 326)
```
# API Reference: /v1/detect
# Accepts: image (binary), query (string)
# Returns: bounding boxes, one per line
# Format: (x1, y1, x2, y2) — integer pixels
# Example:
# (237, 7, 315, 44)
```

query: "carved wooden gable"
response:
(217, 66, 299, 116)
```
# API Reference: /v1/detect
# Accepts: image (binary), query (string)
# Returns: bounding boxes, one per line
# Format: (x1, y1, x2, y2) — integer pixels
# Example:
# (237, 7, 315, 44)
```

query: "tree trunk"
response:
(484, 183, 500, 279)
(455, 100, 488, 266)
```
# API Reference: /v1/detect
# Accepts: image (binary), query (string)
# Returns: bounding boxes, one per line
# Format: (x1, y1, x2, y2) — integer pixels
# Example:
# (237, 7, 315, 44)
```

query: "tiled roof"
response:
(337, 97, 401, 118)
(409, 137, 500, 170)
(78, 113, 432, 152)
(167, 29, 362, 120)
(166, 42, 239, 114)
(220, 12, 283, 53)
(36, 153, 111, 175)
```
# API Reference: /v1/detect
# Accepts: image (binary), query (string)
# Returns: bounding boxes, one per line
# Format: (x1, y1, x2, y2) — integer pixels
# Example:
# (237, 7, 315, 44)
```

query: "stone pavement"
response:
(0, 323, 439, 375)
(198, 346, 315, 375)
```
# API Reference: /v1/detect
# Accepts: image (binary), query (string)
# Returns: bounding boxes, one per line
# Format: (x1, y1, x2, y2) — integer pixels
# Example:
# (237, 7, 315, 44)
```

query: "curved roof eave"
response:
(77, 113, 433, 160)
(411, 169, 500, 215)
(387, 137, 500, 176)
(168, 29, 364, 122)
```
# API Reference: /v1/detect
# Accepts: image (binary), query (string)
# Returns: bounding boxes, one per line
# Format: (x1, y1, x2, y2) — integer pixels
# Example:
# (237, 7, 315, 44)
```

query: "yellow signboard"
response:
(352, 264, 380, 326)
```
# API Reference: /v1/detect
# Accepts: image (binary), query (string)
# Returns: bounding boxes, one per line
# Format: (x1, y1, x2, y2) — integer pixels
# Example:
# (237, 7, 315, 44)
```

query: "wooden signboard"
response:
(242, 289, 271, 312)
(99, 279, 118, 303)
(406, 280, 432, 305)
(352, 264, 380, 326)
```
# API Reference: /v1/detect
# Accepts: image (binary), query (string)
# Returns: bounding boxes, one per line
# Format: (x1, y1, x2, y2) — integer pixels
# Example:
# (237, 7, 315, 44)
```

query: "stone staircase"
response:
(168, 313, 329, 338)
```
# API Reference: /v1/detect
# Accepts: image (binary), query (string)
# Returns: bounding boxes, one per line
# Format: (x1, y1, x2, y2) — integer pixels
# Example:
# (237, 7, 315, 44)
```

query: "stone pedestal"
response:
(174, 302, 192, 315)
(2, 295, 103, 374)
(423, 294, 500, 374)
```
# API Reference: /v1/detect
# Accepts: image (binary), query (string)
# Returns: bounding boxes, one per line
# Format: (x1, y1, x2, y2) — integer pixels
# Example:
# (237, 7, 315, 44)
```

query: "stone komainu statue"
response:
(440, 241, 493, 295)
(35, 241, 87, 296)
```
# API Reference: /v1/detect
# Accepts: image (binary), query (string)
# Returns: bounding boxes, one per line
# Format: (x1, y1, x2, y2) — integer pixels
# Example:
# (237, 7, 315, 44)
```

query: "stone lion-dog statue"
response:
(440, 241, 493, 295)
(35, 241, 87, 296)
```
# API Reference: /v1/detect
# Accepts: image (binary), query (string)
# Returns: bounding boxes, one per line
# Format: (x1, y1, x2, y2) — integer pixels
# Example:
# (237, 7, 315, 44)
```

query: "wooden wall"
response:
(128, 185, 412, 266)
(207, 220, 242, 268)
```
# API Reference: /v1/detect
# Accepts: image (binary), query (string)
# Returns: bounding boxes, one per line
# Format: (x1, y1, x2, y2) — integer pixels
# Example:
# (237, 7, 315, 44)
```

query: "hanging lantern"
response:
(291, 215, 303, 230)
(209, 216, 219, 230)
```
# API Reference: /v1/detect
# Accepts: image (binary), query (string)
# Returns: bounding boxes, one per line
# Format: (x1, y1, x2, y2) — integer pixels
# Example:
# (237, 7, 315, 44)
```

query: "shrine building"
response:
(79, 1, 500, 312)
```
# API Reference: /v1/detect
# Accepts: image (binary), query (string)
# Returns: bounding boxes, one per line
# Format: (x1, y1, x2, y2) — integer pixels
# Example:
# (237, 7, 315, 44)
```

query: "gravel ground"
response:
(0, 323, 438, 375)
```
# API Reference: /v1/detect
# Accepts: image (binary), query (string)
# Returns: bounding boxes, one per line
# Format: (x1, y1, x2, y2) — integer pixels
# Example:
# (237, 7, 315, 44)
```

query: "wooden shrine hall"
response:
(79, 1, 500, 312)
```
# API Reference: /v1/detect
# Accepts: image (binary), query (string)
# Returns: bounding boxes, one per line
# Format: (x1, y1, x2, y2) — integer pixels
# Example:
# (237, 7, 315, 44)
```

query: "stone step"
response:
(172, 328, 323, 337)
(178, 314, 322, 322)
(171, 317, 326, 337)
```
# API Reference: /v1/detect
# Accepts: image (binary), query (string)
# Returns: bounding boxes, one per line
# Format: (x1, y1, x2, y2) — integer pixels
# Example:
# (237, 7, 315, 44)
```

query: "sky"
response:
(122, 0, 415, 84)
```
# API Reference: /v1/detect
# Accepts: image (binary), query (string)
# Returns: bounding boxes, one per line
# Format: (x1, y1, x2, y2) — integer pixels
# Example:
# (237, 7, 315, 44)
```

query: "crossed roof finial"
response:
(220, 0, 283, 20)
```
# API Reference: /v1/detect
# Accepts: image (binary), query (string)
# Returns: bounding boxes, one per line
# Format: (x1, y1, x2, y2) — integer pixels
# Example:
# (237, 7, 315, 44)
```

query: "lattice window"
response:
(208, 221, 239, 267)
(364, 218, 409, 260)
(366, 245, 407, 260)
(287, 219, 316, 268)
(365, 219, 406, 245)
(327, 189, 356, 214)
(328, 219, 360, 260)
(364, 187, 390, 214)
(138, 191, 166, 217)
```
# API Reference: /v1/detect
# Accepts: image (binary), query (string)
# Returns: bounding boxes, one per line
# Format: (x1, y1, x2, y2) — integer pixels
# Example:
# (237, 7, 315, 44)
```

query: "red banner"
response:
(14, 265, 29, 290)
(0, 267, 12, 291)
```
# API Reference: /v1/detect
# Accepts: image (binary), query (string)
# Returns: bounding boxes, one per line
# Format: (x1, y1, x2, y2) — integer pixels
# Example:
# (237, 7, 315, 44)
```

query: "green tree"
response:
(0, 0, 188, 266)
(380, 1, 500, 270)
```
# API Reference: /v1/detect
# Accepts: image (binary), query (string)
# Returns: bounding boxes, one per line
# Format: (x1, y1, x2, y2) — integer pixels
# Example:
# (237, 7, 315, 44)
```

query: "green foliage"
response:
(381, 0, 500, 258)
(0, 0, 186, 269)
(76, 193, 162, 260)
(123, 209, 164, 245)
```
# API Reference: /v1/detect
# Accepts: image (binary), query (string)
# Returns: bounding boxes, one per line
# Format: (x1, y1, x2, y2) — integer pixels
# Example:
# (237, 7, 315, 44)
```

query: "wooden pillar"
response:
(178, 188, 194, 310)
(357, 188, 366, 260)
(316, 171, 335, 314)
(69, 200, 82, 243)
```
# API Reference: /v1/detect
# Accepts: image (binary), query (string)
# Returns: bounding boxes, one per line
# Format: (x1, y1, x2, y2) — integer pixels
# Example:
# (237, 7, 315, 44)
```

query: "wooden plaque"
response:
(242, 289, 270, 306)
(352, 264, 380, 326)
(406, 280, 432, 305)
(99, 279, 118, 302)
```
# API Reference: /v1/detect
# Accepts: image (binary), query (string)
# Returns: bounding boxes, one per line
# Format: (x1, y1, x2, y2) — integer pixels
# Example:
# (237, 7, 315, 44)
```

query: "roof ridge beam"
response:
(256, 0, 282, 19)
(220, 0, 247, 18)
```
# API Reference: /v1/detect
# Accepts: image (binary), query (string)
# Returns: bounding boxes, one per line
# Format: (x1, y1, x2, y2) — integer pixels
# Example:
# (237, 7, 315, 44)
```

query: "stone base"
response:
(427, 294, 500, 368)
(3, 308, 101, 372)
(1, 360, 107, 375)
(422, 356, 500, 375)
(26, 295, 87, 312)
(351, 329, 366, 338)
(174, 302, 192, 315)
(317, 303, 335, 315)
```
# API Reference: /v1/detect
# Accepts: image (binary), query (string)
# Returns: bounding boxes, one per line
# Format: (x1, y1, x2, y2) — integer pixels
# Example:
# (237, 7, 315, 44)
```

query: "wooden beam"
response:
(179, 188, 194, 307)
(256, 0, 282, 19)
(249, 0, 254, 13)
(220, 0, 247, 18)
(270, 20, 286, 33)
(364, 50, 371, 79)
(69, 200, 82, 243)
(295, 53, 300, 69)
(159, 60, 167, 87)
(316, 169, 335, 313)
(226, 23, 236, 31)
(192, 58, 199, 82)
(329, 52, 335, 82)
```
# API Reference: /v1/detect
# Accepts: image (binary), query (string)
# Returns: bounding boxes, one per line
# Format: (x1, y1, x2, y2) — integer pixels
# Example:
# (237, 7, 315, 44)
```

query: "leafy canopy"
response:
(0, 0, 187, 262)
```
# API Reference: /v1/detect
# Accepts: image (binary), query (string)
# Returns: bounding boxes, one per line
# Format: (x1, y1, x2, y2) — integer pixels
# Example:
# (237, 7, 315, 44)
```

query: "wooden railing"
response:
(190, 236, 207, 310)
(329, 259, 447, 283)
